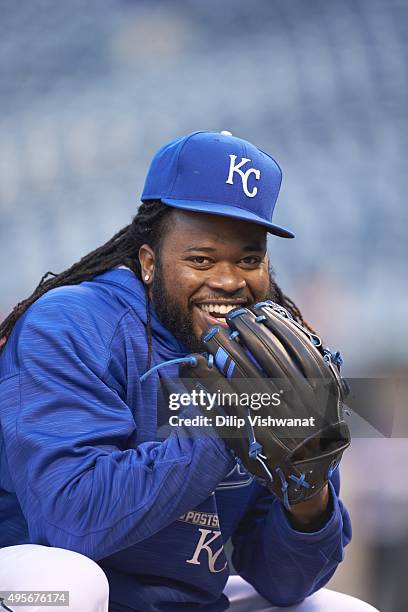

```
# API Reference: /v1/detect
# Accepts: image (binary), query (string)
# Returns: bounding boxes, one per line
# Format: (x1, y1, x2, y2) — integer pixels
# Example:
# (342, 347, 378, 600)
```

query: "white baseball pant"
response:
(0, 545, 378, 611)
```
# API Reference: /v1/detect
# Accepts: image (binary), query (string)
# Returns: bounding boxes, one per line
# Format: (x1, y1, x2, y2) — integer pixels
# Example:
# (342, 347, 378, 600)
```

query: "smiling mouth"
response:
(194, 302, 246, 319)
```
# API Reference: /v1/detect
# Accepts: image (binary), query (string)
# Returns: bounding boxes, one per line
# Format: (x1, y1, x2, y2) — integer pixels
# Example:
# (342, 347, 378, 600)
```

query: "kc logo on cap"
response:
(225, 155, 261, 198)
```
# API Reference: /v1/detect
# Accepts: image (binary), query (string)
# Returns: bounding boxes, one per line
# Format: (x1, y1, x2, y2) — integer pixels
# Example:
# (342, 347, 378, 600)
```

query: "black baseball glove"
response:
(180, 300, 350, 509)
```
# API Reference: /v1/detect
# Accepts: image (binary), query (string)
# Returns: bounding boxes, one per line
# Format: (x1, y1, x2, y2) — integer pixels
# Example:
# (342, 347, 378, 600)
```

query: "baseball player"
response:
(0, 131, 354, 611)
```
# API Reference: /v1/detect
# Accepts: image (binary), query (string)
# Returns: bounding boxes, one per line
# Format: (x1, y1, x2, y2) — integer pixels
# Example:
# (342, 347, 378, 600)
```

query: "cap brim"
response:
(160, 198, 295, 238)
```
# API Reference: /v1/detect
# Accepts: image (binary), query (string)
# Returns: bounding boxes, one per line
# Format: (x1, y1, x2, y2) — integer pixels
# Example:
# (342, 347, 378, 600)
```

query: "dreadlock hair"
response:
(0, 200, 314, 358)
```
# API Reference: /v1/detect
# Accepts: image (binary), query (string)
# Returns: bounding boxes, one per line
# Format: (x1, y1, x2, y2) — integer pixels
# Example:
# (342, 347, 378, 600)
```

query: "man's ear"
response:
(138, 244, 155, 286)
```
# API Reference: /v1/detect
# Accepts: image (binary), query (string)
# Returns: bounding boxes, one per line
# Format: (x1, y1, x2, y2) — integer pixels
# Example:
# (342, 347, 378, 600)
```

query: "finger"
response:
(225, 307, 303, 381)
(251, 302, 330, 381)
(200, 325, 263, 379)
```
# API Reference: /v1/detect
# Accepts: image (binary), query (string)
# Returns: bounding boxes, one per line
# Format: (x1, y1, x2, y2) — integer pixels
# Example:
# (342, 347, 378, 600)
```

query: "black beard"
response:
(151, 263, 203, 353)
(151, 263, 279, 353)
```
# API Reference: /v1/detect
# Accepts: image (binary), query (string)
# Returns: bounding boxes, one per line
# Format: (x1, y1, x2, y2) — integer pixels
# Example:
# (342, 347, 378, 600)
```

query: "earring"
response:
(144, 275, 150, 282)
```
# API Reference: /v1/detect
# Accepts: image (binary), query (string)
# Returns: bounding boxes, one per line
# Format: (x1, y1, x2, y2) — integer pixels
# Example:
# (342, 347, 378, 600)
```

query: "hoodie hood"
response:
(91, 267, 190, 360)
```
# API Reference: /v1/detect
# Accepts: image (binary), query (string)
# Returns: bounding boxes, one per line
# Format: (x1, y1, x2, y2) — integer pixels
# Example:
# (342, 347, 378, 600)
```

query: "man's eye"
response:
(241, 256, 262, 265)
(187, 256, 212, 265)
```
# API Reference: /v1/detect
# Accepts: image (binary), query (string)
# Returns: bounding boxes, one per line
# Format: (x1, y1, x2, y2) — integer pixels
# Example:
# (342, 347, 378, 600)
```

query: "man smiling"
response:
(143, 211, 273, 351)
(0, 131, 353, 611)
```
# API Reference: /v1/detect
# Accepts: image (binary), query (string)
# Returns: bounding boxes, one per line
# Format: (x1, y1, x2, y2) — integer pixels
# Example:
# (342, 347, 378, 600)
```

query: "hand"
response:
(285, 484, 331, 532)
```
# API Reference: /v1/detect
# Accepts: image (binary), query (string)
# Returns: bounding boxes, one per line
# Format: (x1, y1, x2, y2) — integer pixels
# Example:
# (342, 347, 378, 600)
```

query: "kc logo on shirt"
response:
(225, 154, 261, 198)
(186, 528, 227, 574)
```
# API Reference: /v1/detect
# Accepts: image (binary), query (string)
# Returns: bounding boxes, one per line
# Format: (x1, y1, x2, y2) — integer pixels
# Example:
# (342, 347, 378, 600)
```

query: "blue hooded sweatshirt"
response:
(0, 268, 351, 611)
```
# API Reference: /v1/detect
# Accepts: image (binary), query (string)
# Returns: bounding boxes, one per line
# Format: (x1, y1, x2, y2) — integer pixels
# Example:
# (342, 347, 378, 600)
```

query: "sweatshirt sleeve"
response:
(231, 468, 352, 607)
(3, 290, 234, 560)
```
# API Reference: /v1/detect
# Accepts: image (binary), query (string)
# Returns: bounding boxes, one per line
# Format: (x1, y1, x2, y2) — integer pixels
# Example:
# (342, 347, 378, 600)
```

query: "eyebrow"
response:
(184, 244, 265, 253)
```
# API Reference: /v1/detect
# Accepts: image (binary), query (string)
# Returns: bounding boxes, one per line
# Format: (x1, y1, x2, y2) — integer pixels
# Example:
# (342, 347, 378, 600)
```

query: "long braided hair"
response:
(0, 201, 313, 356)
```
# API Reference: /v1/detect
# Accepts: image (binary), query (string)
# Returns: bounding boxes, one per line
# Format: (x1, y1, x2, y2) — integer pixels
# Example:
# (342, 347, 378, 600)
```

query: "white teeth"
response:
(198, 304, 238, 316)
(220, 304, 235, 314)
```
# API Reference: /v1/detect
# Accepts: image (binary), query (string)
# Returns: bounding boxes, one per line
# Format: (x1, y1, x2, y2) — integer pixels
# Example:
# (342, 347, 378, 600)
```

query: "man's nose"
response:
(206, 263, 247, 293)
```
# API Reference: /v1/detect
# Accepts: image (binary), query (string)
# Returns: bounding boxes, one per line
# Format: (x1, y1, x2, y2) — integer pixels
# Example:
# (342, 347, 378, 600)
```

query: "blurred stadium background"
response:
(0, 1, 407, 610)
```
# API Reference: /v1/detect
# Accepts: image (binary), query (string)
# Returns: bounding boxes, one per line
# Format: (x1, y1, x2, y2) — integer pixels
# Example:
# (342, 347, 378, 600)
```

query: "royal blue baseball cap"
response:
(141, 130, 294, 238)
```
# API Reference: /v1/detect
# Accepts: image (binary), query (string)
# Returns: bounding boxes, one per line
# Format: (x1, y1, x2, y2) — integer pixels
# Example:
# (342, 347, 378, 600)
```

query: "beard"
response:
(151, 261, 280, 353)
(151, 261, 203, 353)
